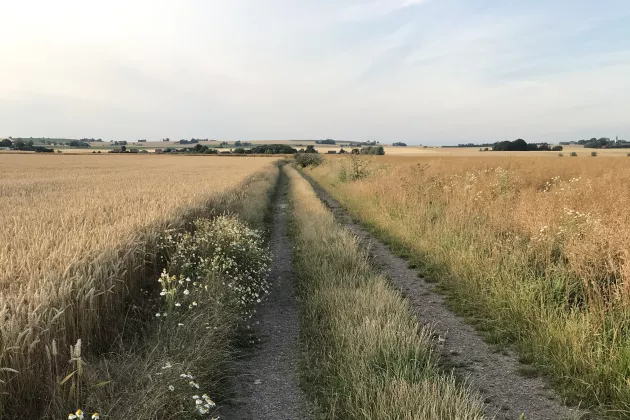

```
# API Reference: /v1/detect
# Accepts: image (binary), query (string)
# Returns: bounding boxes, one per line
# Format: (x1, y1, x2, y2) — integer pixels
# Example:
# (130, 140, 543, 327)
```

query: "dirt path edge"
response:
(302, 170, 587, 420)
(219, 166, 311, 420)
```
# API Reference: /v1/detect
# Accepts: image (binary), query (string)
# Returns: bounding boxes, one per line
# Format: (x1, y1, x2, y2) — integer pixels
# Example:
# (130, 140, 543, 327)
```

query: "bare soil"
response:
(306, 174, 587, 420)
(219, 171, 311, 420)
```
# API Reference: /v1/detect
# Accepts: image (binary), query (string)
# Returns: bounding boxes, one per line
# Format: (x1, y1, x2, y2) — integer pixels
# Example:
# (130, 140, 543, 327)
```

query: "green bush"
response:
(360, 146, 385, 155)
(295, 153, 324, 168)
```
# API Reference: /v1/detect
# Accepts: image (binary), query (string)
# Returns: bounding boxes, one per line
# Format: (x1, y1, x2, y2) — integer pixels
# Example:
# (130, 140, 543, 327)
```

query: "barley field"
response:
(307, 154, 630, 415)
(0, 154, 278, 415)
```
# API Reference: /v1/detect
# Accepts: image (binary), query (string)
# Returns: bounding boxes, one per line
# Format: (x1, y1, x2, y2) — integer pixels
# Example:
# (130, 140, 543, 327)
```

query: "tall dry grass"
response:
(0, 154, 278, 416)
(308, 155, 630, 416)
(286, 165, 485, 419)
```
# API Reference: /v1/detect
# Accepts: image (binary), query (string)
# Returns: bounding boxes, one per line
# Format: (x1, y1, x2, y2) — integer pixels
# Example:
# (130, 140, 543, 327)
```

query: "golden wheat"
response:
(0, 154, 278, 413)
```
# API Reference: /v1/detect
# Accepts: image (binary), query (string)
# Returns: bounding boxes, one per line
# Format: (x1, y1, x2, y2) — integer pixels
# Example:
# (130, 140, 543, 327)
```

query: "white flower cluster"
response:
(68, 409, 99, 419)
(159, 364, 218, 417)
(158, 215, 272, 317)
(151, 215, 271, 417)
(192, 394, 217, 415)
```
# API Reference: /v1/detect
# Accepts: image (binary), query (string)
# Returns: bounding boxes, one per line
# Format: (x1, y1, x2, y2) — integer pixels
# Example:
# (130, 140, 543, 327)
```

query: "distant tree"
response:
(305, 145, 318, 153)
(249, 144, 298, 154)
(27, 140, 34, 147)
(493, 139, 535, 151)
(14, 139, 26, 150)
(68, 140, 90, 148)
(360, 146, 385, 155)
(0, 139, 12, 147)
(121, 145, 127, 152)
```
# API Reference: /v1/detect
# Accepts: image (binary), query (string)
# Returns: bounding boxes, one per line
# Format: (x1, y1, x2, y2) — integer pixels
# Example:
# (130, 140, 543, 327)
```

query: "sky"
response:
(0, 0, 629, 145)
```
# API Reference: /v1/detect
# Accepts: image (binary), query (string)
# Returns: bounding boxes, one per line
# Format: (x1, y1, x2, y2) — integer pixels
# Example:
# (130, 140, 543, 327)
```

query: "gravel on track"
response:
(220, 170, 311, 420)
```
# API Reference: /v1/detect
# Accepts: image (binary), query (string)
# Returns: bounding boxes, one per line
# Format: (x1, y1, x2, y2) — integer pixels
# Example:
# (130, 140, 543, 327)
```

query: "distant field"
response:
(318, 145, 630, 156)
(5, 137, 626, 157)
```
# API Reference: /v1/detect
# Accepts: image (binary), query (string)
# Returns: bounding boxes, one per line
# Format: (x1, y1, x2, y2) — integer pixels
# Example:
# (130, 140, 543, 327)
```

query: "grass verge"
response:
(306, 155, 630, 417)
(285, 165, 485, 419)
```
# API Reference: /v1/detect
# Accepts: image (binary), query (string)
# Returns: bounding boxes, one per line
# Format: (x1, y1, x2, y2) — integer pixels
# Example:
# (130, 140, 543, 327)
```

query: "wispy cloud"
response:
(337, 0, 428, 22)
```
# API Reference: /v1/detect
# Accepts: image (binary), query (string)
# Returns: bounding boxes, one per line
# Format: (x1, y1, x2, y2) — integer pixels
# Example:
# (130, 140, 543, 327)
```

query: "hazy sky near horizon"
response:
(1, 0, 629, 144)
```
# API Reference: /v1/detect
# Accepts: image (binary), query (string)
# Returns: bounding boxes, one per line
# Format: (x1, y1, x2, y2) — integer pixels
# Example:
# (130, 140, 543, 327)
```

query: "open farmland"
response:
(4, 151, 626, 419)
(305, 154, 630, 416)
(0, 154, 279, 417)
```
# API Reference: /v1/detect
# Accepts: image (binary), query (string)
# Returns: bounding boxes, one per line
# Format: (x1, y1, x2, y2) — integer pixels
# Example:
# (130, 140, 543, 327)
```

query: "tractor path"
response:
(220, 170, 311, 420)
(305, 172, 586, 420)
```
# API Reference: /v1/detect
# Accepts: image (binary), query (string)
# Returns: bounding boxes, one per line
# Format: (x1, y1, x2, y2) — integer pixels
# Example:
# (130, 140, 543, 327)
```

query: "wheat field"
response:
(308, 154, 630, 414)
(0, 154, 278, 413)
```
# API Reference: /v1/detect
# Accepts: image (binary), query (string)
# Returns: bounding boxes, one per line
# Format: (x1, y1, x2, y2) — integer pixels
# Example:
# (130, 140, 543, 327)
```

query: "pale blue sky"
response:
(0, 0, 628, 144)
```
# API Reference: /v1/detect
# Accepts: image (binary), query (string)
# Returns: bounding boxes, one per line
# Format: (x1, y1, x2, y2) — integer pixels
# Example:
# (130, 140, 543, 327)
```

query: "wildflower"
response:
(92, 414, 100, 420)
(76, 410, 85, 419)
(192, 301, 198, 306)
(178, 323, 185, 327)
(68, 414, 77, 420)
(175, 303, 181, 307)
(155, 313, 161, 317)
(162, 361, 173, 369)
(202, 394, 216, 407)
(189, 380, 200, 389)
(168, 385, 175, 391)
(183, 289, 190, 296)
(160, 290, 167, 296)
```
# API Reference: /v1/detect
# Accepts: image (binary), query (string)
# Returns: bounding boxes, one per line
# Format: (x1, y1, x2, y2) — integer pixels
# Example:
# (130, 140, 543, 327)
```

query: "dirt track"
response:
(305, 173, 586, 420)
(220, 170, 311, 420)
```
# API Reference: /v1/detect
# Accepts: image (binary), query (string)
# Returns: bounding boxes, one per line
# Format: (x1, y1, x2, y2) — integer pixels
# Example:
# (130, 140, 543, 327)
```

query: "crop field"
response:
(306, 154, 630, 415)
(0, 154, 279, 417)
(5, 150, 629, 419)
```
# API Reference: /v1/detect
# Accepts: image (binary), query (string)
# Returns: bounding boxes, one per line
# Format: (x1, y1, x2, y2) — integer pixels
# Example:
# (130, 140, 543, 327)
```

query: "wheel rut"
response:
(304, 173, 586, 420)
(220, 170, 310, 420)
